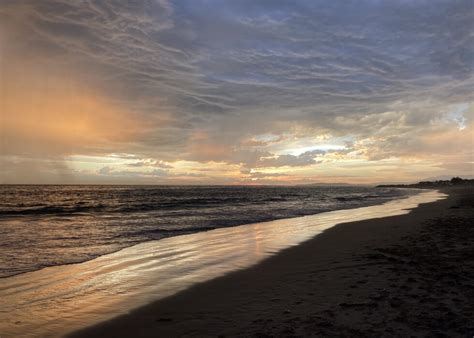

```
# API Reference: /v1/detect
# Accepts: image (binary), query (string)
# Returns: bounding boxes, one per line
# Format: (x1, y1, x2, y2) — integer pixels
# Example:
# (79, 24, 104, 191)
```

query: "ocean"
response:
(0, 185, 414, 278)
(0, 187, 446, 337)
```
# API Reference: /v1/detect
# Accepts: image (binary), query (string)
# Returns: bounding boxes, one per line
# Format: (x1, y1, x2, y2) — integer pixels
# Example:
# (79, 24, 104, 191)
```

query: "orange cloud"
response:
(2, 64, 145, 158)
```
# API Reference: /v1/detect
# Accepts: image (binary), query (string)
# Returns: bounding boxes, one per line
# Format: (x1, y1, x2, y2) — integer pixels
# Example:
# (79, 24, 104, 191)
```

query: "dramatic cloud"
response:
(1, 0, 473, 184)
(256, 150, 325, 168)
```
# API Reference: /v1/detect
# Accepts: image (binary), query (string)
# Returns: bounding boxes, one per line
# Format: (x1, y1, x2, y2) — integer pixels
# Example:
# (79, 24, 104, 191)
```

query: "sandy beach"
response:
(4, 1, 472, 336)
(70, 187, 474, 337)
(2, 189, 443, 337)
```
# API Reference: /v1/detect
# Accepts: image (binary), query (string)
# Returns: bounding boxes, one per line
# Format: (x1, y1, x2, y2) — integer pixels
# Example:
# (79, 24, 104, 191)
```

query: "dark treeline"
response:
(378, 177, 474, 188)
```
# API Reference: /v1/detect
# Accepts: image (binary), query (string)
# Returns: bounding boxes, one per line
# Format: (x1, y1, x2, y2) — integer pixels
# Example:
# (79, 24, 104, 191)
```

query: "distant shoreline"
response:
(377, 177, 474, 189)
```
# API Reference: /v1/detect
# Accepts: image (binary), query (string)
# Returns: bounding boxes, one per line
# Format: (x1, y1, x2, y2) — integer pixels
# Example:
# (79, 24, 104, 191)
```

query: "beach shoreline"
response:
(1, 189, 440, 338)
(70, 187, 474, 337)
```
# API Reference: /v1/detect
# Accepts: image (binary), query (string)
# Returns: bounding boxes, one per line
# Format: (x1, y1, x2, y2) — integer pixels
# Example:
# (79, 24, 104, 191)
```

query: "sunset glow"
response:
(1, 1, 473, 184)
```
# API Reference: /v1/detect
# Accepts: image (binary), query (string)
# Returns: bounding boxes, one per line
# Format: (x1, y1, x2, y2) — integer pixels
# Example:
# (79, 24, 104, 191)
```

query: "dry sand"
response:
(71, 188, 474, 337)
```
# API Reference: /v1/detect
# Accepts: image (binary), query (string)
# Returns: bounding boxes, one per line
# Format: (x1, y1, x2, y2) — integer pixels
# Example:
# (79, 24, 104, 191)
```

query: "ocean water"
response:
(0, 190, 445, 337)
(0, 185, 414, 278)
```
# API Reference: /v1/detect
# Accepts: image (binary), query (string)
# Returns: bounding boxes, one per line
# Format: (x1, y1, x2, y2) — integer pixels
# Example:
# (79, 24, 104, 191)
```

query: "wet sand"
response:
(71, 187, 474, 337)
(3, 191, 441, 337)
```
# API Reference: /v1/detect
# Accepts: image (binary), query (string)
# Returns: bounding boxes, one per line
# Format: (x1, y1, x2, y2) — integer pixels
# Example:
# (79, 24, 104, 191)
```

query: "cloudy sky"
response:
(1, 0, 473, 184)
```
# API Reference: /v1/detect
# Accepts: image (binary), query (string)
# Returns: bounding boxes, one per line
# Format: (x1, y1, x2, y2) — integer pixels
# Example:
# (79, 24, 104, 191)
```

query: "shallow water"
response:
(0, 185, 413, 277)
(0, 190, 445, 337)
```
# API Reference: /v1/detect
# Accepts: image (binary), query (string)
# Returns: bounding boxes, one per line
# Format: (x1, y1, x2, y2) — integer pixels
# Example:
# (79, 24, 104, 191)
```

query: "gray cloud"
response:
(256, 150, 325, 168)
(1, 0, 473, 182)
(127, 160, 173, 169)
(4, 1, 472, 115)
(98, 167, 169, 177)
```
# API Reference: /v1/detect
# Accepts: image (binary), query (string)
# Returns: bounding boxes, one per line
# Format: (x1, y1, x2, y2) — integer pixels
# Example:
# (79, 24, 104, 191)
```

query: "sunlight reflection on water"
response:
(0, 190, 445, 337)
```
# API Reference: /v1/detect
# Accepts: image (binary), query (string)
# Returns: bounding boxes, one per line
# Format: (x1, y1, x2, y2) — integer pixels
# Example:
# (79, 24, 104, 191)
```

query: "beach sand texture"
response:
(72, 188, 474, 337)
(0, 191, 443, 337)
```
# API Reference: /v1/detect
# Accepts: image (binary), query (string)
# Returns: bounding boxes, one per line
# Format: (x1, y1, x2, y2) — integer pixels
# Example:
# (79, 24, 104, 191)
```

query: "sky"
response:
(1, 0, 473, 185)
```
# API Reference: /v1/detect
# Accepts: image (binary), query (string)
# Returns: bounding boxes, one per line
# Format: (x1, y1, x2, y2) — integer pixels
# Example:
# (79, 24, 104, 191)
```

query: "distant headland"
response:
(378, 177, 474, 188)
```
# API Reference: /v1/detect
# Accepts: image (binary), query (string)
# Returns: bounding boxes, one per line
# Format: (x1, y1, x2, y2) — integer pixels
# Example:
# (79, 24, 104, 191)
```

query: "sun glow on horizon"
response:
(1, 1, 473, 185)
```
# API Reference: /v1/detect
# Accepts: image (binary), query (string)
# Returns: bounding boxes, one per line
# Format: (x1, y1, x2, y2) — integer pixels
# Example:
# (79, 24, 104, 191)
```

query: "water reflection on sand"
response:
(0, 190, 445, 337)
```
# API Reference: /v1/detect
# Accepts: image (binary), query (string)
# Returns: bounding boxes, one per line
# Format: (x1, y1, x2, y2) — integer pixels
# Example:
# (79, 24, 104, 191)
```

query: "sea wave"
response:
(0, 185, 416, 277)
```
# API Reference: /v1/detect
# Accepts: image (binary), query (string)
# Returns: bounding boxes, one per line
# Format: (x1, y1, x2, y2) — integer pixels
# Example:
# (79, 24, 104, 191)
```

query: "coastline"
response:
(0, 189, 442, 338)
(0, 185, 412, 280)
(70, 188, 474, 337)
